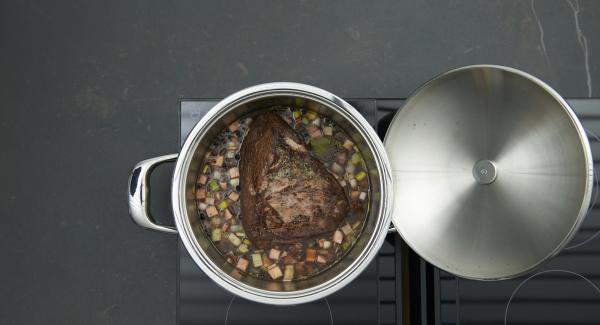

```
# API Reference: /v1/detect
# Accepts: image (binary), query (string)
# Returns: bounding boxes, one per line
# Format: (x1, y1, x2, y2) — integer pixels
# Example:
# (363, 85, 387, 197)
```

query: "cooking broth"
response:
(193, 107, 370, 281)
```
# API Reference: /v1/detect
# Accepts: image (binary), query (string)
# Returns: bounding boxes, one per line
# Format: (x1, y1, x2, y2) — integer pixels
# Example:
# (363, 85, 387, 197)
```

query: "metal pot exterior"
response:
(135, 83, 394, 304)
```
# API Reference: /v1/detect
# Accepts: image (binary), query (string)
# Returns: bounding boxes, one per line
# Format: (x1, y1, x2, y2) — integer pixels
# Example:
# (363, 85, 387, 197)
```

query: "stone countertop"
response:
(0, 1, 598, 324)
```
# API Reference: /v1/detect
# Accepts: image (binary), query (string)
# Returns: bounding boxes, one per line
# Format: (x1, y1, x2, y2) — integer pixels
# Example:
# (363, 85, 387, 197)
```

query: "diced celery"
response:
(202, 164, 209, 173)
(350, 152, 362, 165)
(292, 110, 301, 119)
(310, 137, 331, 156)
(208, 180, 220, 191)
(238, 244, 249, 253)
(283, 265, 294, 281)
(251, 253, 262, 267)
(211, 228, 222, 241)
(217, 200, 229, 211)
(305, 111, 317, 120)
(243, 239, 251, 245)
(228, 233, 241, 246)
(355, 170, 366, 181)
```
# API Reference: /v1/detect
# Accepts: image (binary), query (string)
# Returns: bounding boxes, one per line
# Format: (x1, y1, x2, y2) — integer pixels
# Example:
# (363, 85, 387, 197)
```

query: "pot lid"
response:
(384, 65, 594, 280)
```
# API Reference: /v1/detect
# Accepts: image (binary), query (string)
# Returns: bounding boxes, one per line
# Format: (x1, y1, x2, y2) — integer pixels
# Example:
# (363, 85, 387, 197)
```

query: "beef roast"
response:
(240, 112, 350, 248)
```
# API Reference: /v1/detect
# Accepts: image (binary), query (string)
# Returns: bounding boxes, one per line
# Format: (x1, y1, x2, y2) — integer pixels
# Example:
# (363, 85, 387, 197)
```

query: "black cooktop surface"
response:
(178, 99, 600, 325)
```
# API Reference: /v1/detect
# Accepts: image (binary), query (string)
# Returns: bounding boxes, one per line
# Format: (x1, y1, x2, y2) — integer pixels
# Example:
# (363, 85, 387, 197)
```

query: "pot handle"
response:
(128, 154, 178, 234)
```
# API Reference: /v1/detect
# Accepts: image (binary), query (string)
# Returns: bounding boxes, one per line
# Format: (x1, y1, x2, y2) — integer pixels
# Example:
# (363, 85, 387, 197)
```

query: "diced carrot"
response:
(350, 191, 360, 200)
(295, 262, 306, 274)
(269, 248, 281, 260)
(306, 248, 317, 262)
(197, 174, 208, 185)
(206, 206, 218, 218)
(283, 255, 297, 264)
(195, 189, 206, 200)
(224, 208, 233, 220)
(229, 167, 239, 179)
(333, 230, 343, 244)
(228, 121, 241, 132)
(212, 156, 224, 167)
(236, 257, 248, 271)
(262, 254, 272, 267)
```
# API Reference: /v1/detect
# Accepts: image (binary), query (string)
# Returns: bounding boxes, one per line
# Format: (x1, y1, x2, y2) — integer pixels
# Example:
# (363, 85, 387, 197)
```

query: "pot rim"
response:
(172, 82, 394, 304)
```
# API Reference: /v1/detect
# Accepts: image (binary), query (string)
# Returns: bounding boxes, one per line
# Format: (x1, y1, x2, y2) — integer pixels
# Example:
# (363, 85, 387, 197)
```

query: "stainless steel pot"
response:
(128, 83, 394, 304)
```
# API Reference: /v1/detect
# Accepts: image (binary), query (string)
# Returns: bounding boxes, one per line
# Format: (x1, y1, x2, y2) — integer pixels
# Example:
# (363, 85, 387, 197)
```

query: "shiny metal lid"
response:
(384, 65, 594, 280)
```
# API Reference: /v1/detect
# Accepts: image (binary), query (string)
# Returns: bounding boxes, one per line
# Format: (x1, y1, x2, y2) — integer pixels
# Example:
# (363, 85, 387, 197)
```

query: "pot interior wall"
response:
(183, 93, 384, 293)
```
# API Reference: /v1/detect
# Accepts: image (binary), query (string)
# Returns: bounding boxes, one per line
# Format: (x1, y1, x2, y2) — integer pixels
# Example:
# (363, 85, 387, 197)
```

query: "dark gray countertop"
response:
(1, 1, 599, 324)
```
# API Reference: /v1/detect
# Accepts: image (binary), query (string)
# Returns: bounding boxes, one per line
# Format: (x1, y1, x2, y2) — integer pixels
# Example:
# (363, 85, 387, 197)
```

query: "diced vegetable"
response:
(228, 192, 239, 201)
(225, 151, 235, 159)
(310, 137, 331, 156)
(305, 111, 317, 120)
(268, 265, 283, 279)
(292, 110, 301, 119)
(323, 126, 333, 136)
(345, 163, 355, 174)
(339, 180, 347, 187)
(333, 230, 343, 244)
(211, 228, 222, 241)
(331, 162, 344, 174)
(202, 164, 209, 173)
(217, 200, 229, 211)
(341, 223, 353, 235)
(343, 139, 354, 150)
(205, 197, 215, 205)
(235, 232, 245, 237)
(229, 167, 239, 179)
(229, 121, 241, 132)
(307, 126, 322, 138)
(283, 265, 294, 281)
(195, 189, 206, 200)
(230, 178, 239, 187)
(238, 244, 249, 253)
(211, 170, 221, 179)
(228, 233, 241, 246)
(322, 240, 332, 249)
(251, 253, 262, 267)
(316, 255, 327, 264)
(269, 248, 281, 260)
(350, 152, 362, 165)
(243, 238, 251, 245)
(208, 180, 220, 191)
(302, 117, 309, 124)
(212, 156, 224, 167)
(306, 248, 317, 262)
(262, 254, 272, 267)
(349, 178, 357, 188)
(355, 170, 366, 181)
(283, 255, 297, 264)
(230, 224, 243, 232)
(211, 217, 222, 227)
(198, 202, 207, 211)
(312, 117, 321, 126)
(359, 192, 367, 201)
(351, 191, 360, 200)
(206, 206, 218, 218)
(342, 241, 351, 250)
(197, 174, 208, 185)
(236, 257, 248, 271)
(224, 208, 233, 219)
(222, 223, 229, 232)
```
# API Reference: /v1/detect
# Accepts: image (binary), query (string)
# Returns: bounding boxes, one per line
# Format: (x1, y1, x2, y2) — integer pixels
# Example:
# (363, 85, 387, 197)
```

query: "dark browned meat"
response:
(240, 112, 349, 249)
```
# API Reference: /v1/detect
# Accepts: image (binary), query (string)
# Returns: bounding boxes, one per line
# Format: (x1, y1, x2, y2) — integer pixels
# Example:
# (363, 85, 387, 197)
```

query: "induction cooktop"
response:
(178, 98, 600, 325)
